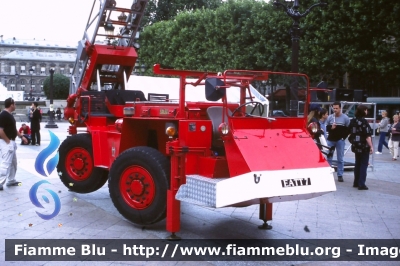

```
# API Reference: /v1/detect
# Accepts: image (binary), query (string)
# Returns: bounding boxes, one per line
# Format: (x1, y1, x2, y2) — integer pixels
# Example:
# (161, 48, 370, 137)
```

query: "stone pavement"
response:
(1, 122, 400, 266)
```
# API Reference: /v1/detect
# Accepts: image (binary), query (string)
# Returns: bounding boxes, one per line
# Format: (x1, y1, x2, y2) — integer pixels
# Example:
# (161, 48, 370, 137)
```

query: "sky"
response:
(0, 0, 95, 43)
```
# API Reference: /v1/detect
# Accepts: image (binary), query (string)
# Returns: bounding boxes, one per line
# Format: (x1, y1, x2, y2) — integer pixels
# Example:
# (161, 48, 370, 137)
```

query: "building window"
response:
(41, 85, 44, 91)
(11, 85, 15, 91)
(21, 85, 25, 90)
(60, 67, 64, 74)
(11, 65, 16, 74)
(69, 68, 73, 75)
(21, 65, 26, 73)
(21, 80, 25, 85)
(41, 67, 46, 74)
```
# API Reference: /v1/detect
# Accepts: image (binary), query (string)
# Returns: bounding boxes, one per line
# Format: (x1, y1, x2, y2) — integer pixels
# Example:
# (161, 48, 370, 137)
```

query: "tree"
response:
(296, 0, 400, 95)
(143, 0, 223, 26)
(43, 73, 70, 99)
(140, 0, 289, 72)
(139, 0, 400, 95)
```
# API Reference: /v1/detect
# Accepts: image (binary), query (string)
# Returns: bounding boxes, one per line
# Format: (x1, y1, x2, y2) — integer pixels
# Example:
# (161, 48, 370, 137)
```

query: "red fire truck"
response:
(58, 0, 336, 239)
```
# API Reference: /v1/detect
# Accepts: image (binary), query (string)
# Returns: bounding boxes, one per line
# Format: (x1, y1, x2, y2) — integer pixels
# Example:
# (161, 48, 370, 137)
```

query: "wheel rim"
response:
(119, 165, 155, 210)
(65, 148, 94, 181)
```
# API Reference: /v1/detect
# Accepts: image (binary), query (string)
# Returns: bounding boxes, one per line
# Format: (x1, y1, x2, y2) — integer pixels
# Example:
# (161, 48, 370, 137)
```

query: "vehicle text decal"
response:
(281, 178, 311, 188)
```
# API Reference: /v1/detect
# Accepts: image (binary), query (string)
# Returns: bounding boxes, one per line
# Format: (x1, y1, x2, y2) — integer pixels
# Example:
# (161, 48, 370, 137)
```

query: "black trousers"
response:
(31, 129, 41, 145)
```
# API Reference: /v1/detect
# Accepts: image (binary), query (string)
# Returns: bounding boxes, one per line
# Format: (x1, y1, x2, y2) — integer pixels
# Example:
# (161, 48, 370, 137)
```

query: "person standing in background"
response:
(56, 107, 62, 121)
(348, 105, 373, 190)
(375, 111, 389, 154)
(388, 115, 400, 161)
(319, 108, 328, 139)
(326, 102, 350, 182)
(30, 102, 42, 146)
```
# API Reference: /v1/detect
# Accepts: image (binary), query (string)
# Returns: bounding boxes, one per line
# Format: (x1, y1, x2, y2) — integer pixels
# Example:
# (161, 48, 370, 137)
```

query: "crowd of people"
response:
(308, 101, 400, 191)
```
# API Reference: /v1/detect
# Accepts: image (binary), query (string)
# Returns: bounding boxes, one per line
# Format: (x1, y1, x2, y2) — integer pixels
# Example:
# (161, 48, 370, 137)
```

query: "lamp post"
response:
(268, 79, 275, 112)
(15, 73, 19, 91)
(29, 68, 34, 99)
(45, 69, 58, 128)
(273, 0, 326, 115)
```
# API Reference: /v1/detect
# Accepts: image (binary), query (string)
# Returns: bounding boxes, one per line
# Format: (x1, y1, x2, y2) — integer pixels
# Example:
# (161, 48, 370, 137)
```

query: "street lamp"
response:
(15, 73, 19, 91)
(45, 69, 58, 128)
(29, 68, 34, 99)
(118, 12, 127, 22)
(268, 79, 274, 111)
(273, 0, 326, 115)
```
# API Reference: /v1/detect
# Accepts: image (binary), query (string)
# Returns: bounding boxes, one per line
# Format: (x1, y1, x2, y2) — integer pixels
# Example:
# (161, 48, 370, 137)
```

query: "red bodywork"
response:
(59, 0, 335, 236)
(63, 62, 332, 234)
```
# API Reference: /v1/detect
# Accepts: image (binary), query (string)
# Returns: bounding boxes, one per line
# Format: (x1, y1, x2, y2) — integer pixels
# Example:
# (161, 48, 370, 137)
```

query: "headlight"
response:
(165, 126, 176, 138)
(307, 122, 318, 134)
(218, 122, 229, 135)
(68, 117, 75, 125)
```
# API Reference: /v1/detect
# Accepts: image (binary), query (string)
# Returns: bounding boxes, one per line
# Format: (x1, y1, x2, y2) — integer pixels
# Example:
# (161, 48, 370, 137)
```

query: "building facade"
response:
(0, 36, 77, 98)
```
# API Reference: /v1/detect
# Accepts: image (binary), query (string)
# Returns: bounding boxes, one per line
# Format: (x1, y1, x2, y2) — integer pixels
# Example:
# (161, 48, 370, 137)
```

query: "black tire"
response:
(108, 147, 170, 225)
(57, 134, 108, 193)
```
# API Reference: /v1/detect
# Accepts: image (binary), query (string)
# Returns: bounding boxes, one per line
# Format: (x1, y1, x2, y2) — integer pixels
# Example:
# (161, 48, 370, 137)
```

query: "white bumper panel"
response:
(176, 167, 336, 208)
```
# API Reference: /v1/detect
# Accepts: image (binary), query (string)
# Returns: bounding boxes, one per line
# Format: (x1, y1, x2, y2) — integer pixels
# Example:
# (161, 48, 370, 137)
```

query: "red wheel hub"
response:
(65, 148, 93, 181)
(119, 166, 155, 210)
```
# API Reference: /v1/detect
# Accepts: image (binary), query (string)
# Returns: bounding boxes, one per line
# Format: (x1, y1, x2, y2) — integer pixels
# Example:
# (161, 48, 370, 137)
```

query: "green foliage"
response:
(140, 0, 289, 73)
(300, 0, 400, 94)
(143, 0, 223, 25)
(139, 0, 400, 94)
(43, 74, 70, 99)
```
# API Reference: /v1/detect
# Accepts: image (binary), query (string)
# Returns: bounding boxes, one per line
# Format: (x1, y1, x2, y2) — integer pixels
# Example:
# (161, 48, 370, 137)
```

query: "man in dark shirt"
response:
(0, 98, 28, 191)
(30, 102, 42, 146)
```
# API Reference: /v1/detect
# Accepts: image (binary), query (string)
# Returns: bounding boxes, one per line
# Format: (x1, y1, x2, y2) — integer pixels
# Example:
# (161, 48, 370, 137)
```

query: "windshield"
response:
(250, 73, 309, 118)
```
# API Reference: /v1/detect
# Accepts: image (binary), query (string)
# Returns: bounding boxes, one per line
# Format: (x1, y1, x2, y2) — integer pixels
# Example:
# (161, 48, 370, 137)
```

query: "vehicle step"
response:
(176, 175, 227, 208)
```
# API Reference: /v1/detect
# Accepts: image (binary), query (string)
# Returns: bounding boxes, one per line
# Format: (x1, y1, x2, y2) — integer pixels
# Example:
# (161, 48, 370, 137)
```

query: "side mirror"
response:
(205, 78, 226, 101)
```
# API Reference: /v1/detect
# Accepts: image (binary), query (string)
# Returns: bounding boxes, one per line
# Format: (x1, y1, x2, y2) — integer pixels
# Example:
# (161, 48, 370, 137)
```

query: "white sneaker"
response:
(375, 152, 382, 154)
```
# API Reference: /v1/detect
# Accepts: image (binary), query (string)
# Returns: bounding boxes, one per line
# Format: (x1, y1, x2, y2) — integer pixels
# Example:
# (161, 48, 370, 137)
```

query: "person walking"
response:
(0, 98, 28, 191)
(348, 105, 373, 190)
(375, 111, 389, 154)
(388, 114, 400, 161)
(326, 101, 350, 182)
(30, 102, 42, 146)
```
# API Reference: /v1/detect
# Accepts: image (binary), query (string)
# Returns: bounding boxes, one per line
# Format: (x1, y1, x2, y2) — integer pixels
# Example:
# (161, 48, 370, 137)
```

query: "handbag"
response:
(377, 127, 380, 134)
